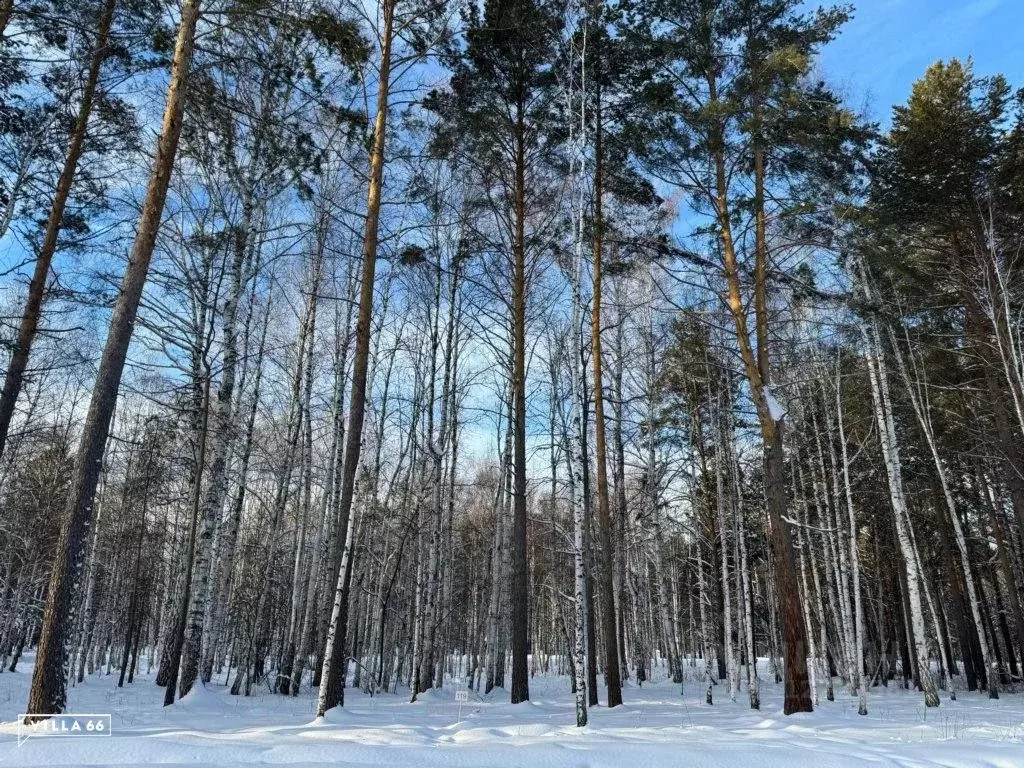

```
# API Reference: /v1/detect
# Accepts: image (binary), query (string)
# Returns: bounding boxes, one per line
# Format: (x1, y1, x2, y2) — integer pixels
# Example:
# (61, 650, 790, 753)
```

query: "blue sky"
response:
(814, 0, 1024, 124)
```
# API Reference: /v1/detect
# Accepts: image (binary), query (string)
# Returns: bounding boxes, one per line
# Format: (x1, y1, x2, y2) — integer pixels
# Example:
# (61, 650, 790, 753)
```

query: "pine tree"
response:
(26, 0, 201, 718)
(427, 0, 565, 705)
(620, 0, 864, 715)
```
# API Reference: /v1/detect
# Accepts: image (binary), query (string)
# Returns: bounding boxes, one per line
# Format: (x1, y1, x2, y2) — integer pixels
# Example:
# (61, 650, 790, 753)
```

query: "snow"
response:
(763, 386, 787, 422)
(1, 654, 1023, 767)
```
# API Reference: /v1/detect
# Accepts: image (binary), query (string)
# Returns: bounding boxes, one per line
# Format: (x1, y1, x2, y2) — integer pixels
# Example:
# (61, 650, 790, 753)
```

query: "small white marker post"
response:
(455, 689, 468, 721)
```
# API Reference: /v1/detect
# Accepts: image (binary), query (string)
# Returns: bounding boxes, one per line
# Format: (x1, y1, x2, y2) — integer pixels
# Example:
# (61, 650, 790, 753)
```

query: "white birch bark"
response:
(792, 463, 819, 707)
(860, 311, 939, 707)
(565, 26, 589, 724)
(889, 325, 998, 697)
(713, 394, 737, 702)
(726, 377, 759, 709)
(833, 351, 868, 715)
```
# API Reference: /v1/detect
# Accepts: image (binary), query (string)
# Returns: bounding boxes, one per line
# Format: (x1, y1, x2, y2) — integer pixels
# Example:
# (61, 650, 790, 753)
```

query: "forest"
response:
(0, 0, 1023, 764)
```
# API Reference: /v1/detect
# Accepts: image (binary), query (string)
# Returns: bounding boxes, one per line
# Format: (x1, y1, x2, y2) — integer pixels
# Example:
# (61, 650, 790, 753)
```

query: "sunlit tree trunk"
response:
(26, 0, 201, 717)
(0, 0, 117, 461)
(317, 0, 396, 716)
(857, 302, 939, 707)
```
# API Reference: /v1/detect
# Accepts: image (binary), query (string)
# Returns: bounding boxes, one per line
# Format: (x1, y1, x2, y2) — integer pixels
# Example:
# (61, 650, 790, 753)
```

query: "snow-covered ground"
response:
(1, 654, 1022, 767)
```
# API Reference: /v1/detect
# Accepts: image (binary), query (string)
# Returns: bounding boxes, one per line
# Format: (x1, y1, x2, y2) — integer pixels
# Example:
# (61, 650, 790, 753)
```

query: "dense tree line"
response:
(0, 0, 1022, 727)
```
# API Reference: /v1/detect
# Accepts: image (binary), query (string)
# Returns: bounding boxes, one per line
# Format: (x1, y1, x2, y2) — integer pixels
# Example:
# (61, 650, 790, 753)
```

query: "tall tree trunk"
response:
(714, 397, 737, 701)
(202, 287, 270, 684)
(0, 0, 117, 460)
(860, 311, 939, 707)
(890, 326, 998, 698)
(567, 89, 589, 721)
(830, 352, 868, 713)
(415, 248, 457, 697)
(724, 382, 759, 709)
(589, 19, 622, 708)
(313, 268, 358, 686)
(279, 241, 325, 693)
(178, 198, 256, 699)
(508, 78, 531, 707)
(163, 376, 211, 706)
(611, 287, 630, 682)
(316, 0, 394, 717)
(708, 70, 811, 714)
(26, 0, 200, 717)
